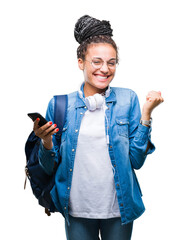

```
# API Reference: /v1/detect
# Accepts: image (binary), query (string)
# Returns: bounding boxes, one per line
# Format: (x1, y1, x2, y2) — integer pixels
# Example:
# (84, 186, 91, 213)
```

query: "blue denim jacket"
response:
(39, 86, 155, 226)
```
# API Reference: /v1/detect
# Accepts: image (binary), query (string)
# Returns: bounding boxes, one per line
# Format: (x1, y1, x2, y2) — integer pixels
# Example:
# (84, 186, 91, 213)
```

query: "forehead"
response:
(86, 43, 117, 59)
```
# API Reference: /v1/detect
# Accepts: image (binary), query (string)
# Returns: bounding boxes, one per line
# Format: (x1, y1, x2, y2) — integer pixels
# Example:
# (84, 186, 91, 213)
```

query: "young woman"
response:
(34, 15, 164, 240)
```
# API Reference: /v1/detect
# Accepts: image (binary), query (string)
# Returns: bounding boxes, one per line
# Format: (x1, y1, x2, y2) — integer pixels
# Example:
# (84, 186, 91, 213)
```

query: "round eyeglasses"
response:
(85, 58, 118, 69)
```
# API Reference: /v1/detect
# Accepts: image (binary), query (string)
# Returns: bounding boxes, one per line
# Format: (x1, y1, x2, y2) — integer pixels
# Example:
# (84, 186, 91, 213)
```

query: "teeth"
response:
(96, 75, 108, 79)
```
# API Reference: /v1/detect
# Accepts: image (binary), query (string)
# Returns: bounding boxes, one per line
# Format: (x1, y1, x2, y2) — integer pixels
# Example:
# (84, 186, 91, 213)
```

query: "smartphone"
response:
(28, 112, 48, 127)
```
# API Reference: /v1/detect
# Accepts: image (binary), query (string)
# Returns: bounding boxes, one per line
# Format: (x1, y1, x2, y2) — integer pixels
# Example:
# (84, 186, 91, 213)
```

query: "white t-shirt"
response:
(68, 98, 121, 219)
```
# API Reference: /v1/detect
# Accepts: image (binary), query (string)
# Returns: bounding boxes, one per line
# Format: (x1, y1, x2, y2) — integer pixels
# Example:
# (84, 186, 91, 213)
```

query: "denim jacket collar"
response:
(75, 82, 116, 108)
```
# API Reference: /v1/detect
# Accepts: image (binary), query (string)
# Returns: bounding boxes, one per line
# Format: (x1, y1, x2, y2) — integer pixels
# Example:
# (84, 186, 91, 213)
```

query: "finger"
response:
(154, 96, 164, 105)
(146, 96, 152, 102)
(42, 124, 58, 137)
(43, 127, 59, 138)
(156, 96, 164, 102)
(40, 121, 53, 132)
(148, 92, 162, 101)
(149, 91, 162, 97)
(34, 121, 53, 137)
(50, 128, 60, 135)
(33, 118, 40, 131)
(148, 90, 156, 96)
(146, 96, 150, 101)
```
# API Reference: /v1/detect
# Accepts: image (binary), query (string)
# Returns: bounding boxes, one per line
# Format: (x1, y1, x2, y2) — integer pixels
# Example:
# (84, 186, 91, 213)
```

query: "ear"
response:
(78, 58, 84, 70)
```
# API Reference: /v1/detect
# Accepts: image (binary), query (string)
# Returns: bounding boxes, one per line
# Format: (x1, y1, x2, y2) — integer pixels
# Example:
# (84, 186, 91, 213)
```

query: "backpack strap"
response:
(46, 95, 68, 214)
(53, 94, 68, 145)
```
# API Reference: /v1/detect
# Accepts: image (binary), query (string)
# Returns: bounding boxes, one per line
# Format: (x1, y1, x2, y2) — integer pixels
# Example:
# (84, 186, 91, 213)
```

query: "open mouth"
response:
(93, 74, 111, 81)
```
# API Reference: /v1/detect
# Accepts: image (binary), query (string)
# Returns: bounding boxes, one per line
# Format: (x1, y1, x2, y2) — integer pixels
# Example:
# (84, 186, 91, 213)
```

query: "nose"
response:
(100, 62, 109, 74)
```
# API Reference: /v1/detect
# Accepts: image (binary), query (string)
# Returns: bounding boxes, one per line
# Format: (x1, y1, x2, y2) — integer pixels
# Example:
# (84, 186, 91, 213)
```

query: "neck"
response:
(83, 82, 107, 97)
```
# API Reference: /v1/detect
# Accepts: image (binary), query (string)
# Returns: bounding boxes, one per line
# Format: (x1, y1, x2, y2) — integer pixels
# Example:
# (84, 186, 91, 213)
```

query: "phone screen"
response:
(28, 112, 48, 127)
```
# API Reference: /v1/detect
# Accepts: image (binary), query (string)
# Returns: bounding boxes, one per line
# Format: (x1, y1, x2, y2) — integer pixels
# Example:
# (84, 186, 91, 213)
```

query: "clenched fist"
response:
(141, 91, 164, 120)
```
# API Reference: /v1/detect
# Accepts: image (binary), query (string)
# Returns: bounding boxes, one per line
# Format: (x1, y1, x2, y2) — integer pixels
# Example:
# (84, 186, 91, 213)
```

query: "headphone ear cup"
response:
(93, 94, 104, 109)
(80, 91, 105, 111)
(85, 96, 97, 111)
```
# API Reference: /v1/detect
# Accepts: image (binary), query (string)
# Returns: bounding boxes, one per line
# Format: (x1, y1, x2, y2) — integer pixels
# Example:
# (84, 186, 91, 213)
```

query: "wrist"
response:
(140, 118, 152, 127)
(42, 139, 53, 150)
(141, 115, 151, 121)
(141, 110, 151, 121)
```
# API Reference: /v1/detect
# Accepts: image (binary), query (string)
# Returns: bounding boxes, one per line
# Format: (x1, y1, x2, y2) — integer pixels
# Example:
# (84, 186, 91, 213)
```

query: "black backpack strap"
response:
(53, 95, 68, 144)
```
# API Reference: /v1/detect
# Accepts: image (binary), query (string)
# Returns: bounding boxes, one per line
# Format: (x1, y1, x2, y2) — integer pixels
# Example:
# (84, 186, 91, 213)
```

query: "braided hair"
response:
(74, 15, 119, 63)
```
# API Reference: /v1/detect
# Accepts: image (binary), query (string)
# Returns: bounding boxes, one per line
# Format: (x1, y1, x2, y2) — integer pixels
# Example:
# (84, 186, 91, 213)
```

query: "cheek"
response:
(83, 69, 88, 80)
(84, 68, 95, 79)
(83, 70, 92, 82)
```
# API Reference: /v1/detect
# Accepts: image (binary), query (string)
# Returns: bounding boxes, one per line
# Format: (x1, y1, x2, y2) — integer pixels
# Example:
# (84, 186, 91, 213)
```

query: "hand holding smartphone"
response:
(28, 112, 48, 127)
(28, 112, 59, 150)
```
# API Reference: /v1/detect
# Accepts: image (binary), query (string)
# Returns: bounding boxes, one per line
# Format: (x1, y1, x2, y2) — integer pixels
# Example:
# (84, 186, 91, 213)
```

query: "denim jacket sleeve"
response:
(129, 91, 155, 170)
(38, 98, 60, 175)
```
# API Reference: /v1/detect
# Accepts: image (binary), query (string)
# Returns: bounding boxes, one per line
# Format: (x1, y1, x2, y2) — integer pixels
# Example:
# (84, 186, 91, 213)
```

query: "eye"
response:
(108, 61, 116, 66)
(92, 60, 102, 65)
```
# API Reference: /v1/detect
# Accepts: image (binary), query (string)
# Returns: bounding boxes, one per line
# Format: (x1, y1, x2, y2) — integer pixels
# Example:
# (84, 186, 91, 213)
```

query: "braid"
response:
(74, 15, 119, 62)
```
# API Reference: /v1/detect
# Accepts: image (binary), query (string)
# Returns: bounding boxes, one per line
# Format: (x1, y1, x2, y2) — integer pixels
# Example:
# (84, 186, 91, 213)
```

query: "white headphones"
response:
(85, 94, 104, 111)
(78, 85, 111, 112)
(78, 85, 111, 145)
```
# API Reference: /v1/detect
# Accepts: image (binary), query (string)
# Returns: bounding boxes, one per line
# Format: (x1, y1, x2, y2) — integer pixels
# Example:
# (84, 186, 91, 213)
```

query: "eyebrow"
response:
(92, 57, 117, 61)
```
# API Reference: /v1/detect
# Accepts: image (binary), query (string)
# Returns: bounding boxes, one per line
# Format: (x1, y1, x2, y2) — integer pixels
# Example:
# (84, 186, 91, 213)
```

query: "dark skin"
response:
(33, 119, 59, 150)
(34, 43, 164, 151)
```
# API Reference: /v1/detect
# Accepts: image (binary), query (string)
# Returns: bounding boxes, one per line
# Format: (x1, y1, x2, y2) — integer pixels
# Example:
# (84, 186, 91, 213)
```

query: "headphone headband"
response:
(78, 85, 110, 99)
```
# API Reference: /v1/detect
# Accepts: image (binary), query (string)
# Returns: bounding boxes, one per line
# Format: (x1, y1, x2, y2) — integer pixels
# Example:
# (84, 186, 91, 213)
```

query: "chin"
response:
(90, 81, 108, 91)
(93, 76, 113, 89)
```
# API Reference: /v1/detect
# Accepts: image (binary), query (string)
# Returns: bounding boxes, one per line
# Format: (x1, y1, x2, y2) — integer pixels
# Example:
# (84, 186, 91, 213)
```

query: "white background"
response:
(0, 0, 188, 239)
